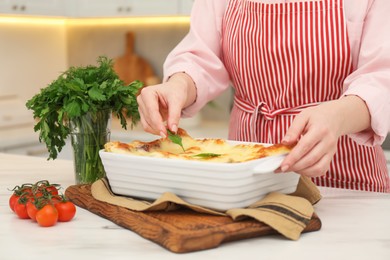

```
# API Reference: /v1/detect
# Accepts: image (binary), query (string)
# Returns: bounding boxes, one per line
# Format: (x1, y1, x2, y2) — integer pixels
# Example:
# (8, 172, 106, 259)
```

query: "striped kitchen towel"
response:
(91, 176, 321, 240)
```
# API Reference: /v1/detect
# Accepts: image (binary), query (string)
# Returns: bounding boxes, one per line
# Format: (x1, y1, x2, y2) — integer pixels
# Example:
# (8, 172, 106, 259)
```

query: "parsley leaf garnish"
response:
(167, 129, 185, 152)
(192, 153, 222, 159)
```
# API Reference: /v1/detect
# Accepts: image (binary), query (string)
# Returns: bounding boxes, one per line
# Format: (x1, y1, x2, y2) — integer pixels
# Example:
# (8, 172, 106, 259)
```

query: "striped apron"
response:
(221, 0, 390, 192)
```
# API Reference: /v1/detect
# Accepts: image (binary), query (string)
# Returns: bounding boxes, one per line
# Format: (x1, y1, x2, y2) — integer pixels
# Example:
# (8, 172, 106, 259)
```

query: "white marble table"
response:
(1, 153, 389, 260)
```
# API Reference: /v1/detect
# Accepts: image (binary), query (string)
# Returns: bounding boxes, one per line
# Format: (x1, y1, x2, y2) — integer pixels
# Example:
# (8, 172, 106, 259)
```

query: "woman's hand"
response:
(280, 95, 371, 177)
(136, 73, 197, 137)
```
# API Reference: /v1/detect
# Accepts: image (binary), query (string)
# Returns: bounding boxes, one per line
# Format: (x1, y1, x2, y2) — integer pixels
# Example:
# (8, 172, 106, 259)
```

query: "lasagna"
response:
(104, 128, 293, 163)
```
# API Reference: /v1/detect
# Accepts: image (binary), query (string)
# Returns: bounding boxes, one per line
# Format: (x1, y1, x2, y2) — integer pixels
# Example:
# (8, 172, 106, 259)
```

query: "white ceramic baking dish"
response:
(99, 142, 299, 211)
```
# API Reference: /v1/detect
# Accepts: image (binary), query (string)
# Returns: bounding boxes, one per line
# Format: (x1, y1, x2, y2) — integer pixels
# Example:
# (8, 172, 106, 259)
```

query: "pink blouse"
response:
(163, 0, 390, 146)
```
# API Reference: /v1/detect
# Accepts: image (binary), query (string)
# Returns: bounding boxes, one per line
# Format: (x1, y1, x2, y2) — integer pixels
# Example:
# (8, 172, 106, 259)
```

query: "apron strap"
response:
(234, 96, 321, 140)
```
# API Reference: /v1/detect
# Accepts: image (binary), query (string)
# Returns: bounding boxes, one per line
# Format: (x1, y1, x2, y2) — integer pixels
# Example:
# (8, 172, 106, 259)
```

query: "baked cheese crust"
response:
(104, 128, 293, 163)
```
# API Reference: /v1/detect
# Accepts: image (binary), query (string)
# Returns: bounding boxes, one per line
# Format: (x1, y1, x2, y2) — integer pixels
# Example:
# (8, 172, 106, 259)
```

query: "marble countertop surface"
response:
(1, 153, 390, 260)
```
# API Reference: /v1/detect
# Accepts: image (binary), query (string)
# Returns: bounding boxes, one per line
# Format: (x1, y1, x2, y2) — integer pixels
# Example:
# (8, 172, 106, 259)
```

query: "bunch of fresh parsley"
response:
(26, 56, 143, 160)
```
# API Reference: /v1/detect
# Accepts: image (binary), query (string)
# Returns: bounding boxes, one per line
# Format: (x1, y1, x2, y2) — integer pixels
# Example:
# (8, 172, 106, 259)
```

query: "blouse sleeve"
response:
(343, 0, 390, 146)
(163, 0, 230, 117)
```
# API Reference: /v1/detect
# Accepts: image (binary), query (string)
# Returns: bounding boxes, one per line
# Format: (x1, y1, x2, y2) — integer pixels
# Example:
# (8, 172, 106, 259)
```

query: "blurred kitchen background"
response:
(0, 0, 233, 159)
(0, 0, 388, 161)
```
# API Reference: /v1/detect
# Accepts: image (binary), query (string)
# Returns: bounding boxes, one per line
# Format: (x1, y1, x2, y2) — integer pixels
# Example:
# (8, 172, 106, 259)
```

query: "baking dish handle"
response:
(252, 154, 287, 175)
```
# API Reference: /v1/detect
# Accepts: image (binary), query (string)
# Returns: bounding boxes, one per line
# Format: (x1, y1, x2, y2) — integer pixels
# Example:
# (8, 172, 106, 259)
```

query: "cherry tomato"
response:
(9, 194, 19, 212)
(50, 195, 62, 205)
(55, 200, 76, 222)
(33, 180, 60, 197)
(14, 198, 29, 219)
(20, 187, 33, 200)
(34, 191, 43, 198)
(9, 180, 64, 225)
(26, 201, 40, 221)
(9, 184, 33, 212)
(36, 205, 58, 227)
(44, 185, 59, 196)
(23, 187, 33, 195)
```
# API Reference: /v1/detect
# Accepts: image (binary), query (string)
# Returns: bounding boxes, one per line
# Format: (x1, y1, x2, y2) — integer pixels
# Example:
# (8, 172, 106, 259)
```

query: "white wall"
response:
(66, 21, 189, 79)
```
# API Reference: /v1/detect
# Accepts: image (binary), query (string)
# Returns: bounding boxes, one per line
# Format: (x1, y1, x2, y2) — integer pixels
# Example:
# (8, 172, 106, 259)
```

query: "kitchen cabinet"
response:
(0, 96, 47, 157)
(69, 0, 180, 18)
(0, 0, 66, 17)
(1, 142, 46, 157)
(0, 0, 185, 18)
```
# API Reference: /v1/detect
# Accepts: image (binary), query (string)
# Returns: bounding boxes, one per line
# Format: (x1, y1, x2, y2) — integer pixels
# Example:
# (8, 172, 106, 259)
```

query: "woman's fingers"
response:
(136, 79, 191, 136)
(286, 135, 336, 176)
(282, 112, 308, 144)
(281, 125, 319, 171)
(293, 153, 334, 177)
(167, 101, 182, 133)
(139, 113, 159, 136)
(280, 103, 341, 177)
(137, 86, 167, 136)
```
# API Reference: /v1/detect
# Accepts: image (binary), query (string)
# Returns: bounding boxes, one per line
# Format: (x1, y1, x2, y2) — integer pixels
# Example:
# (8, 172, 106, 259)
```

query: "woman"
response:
(137, 0, 390, 192)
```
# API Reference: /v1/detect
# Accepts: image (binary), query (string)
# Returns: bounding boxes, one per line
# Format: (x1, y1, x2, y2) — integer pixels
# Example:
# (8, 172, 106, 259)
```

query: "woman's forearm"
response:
(336, 95, 371, 136)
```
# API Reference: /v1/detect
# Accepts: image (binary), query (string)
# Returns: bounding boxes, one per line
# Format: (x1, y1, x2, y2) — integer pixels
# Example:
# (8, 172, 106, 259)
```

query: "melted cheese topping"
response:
(104, 128, 293, 163)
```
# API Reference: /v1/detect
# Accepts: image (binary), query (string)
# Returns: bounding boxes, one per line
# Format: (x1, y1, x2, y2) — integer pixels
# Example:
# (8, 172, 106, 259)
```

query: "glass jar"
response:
(68, 109, 111, 184)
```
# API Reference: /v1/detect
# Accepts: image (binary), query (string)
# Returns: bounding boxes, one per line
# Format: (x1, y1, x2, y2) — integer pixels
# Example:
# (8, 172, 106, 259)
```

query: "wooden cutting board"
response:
(113, 32, 160, 86)
(65, 184, 321, 254)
